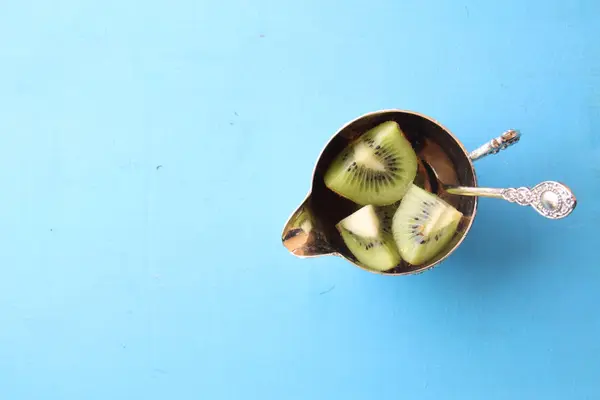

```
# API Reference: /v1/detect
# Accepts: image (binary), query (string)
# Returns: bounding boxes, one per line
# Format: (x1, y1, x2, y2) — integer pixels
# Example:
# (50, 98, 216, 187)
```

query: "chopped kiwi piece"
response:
(377, 201, 400, 235)
(337, 205, 401, 272)
(392, 184, 463, 265)
(324, 121, 418, 206)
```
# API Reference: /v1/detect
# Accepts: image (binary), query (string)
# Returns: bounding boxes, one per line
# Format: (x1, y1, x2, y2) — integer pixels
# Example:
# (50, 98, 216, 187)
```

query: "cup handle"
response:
(469, 129, 521, 161)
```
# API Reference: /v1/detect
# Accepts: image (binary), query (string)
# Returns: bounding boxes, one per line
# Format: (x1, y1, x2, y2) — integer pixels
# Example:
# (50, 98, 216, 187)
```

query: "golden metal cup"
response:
(281, 110, 576, 275)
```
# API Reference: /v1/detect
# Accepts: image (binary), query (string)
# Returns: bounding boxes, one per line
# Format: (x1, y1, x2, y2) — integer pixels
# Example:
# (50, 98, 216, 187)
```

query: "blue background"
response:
(1, 0, 598, 399)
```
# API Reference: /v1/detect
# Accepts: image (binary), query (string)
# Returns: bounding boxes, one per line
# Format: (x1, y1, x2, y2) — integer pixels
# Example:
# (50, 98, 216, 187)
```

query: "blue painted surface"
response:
(0, 0, 599, 399)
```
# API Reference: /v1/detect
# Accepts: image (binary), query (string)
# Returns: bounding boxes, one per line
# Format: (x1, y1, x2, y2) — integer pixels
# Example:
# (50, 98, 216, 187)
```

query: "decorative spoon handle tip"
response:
(469, 129, 521, 161)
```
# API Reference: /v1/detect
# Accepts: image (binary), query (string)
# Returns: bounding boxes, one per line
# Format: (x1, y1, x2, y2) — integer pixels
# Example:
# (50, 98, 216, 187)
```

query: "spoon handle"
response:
(469, 129, 521, 161)
(445, 181, 577, 219)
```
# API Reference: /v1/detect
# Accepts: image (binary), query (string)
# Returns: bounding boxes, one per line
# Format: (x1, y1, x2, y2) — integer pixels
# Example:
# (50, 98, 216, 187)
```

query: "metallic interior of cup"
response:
(282, 110, 479, 275)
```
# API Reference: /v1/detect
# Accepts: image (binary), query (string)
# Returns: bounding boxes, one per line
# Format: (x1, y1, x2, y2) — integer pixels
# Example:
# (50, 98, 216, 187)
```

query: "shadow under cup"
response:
(284, 110, 479, 275)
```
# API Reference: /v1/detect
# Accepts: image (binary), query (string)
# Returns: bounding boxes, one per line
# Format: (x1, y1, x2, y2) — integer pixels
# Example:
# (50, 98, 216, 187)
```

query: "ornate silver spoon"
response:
(423, 157, 577, 220)
(444, 181, 577, 220)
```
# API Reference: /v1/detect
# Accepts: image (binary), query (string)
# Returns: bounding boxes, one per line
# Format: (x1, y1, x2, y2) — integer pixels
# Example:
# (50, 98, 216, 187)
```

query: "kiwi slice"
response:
(378, 201, 400, 234)
(336, 205, 401, 271)
(324, 121, 418, 206)
(392, 184, 463, 265)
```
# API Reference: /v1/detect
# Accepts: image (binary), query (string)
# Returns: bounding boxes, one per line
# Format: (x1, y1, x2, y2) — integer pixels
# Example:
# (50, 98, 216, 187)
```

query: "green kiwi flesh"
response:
(336, 205, 401, 272)
(392, 184, 463, 265)
(324, 121, 418, 206)
(377, 201, 400, 235)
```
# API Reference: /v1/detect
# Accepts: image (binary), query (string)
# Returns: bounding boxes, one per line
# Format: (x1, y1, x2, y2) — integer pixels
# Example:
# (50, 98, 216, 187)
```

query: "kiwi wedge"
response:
(336, 205, 401, 271)
(378, 201, 400, 234)
(392, 184, 463, 265)
(324, 121, 418, 206)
